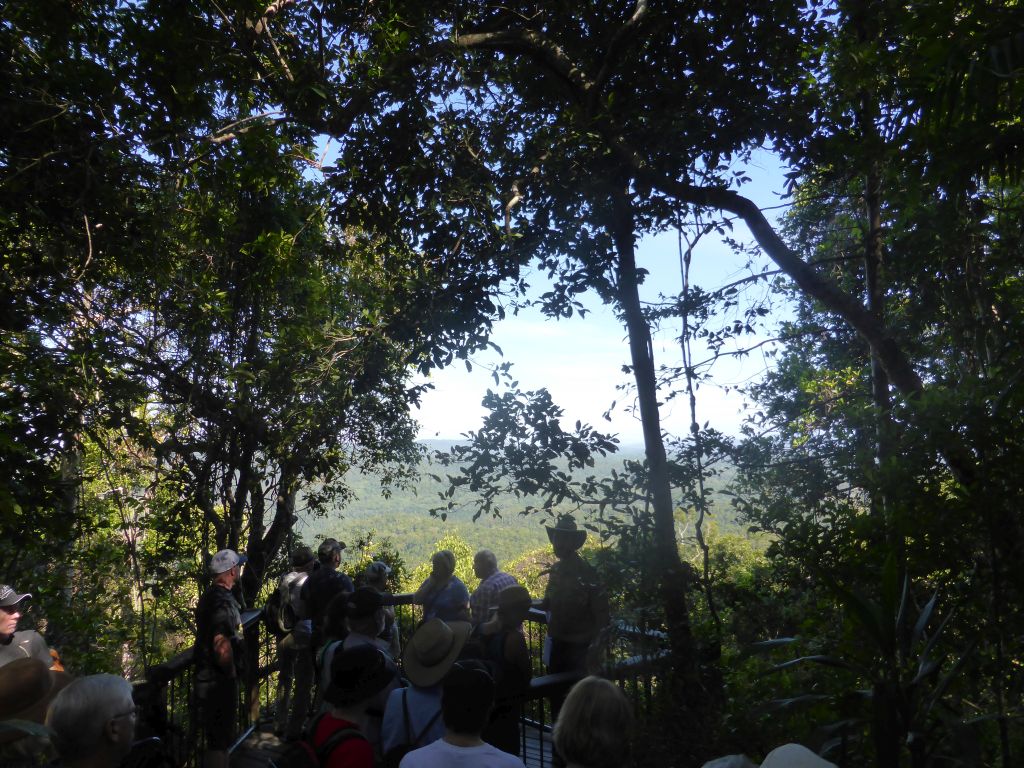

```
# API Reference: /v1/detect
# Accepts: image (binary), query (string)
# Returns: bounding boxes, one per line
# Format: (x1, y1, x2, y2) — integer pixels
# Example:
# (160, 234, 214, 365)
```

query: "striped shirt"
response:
(470, 571, 520, 625)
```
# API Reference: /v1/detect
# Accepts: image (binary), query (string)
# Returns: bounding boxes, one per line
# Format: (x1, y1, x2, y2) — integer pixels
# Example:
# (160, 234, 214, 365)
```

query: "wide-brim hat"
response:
(0, 585, 31, 608)
(324, 645, 394, 707)
(0, 658, 73, 744)
(545, 514, 587, 549)
(402, 619, 471, 688)
(760, 744, 837, 768)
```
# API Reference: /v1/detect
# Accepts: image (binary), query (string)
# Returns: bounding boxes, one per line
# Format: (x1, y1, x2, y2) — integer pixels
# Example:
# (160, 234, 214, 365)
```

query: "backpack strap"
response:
(401, 688, 412, 746)
(317, 639, 343, 673)
(304, 711, 328, 741)
(412, 706, 442, 747)
(315, 727, 365, 764)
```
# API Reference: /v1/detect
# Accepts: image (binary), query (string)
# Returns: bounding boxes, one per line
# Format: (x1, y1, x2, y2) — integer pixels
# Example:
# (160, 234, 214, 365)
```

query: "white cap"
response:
(209, 549, 247, 575)
(760, 744, 837, 768)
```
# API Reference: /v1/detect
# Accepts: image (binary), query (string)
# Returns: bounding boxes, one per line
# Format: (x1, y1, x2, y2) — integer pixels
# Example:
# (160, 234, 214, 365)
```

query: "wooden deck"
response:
(231, 721, 552, 768)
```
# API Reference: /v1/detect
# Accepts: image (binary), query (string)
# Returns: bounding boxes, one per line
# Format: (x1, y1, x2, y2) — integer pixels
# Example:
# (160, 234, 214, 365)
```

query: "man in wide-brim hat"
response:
(545, 514, 588, 551)
(381, 619, 471, 760)
(542, 513, 610, 711)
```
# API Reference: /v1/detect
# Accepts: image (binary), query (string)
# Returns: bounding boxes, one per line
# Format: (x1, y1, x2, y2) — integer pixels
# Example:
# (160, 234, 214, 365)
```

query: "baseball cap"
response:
(209, 549, 247, 575)
(0, 585, 31, 608)
(364, 561, 392, 583)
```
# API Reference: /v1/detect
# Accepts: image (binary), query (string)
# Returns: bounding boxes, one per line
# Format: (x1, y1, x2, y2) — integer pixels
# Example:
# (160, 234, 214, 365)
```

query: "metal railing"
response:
(137, 608, 273, 768)
(140, 591, 668, 768)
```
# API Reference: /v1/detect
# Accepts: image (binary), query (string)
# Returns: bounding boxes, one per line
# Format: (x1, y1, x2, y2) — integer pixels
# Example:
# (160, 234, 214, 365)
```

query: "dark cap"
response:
(347, 586, 384, 619)
(317, 538, 346, 562)
(0, 585, 30, 608)
(324, 645, 394, 707)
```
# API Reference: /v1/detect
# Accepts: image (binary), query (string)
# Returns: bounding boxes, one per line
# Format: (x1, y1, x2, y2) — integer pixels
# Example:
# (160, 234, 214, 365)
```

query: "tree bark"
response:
(607, 187, 708, 743)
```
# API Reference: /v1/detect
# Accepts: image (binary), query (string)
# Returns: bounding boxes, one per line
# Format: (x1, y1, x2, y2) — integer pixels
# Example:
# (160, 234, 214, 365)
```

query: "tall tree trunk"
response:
(608, 186, 711, 753)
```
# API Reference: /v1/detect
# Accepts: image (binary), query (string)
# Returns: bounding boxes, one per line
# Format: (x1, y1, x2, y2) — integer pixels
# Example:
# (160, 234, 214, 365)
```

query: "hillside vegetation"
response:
(299, 442, 743, 567)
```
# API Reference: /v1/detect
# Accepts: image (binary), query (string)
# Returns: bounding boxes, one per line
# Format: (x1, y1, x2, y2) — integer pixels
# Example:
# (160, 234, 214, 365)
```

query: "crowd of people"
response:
(0, 513, 840, 768)
(247, 513, 612, 768)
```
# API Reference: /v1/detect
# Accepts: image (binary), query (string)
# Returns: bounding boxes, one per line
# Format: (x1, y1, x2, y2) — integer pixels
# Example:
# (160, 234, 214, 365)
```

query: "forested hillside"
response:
(301, 442, 744, 567)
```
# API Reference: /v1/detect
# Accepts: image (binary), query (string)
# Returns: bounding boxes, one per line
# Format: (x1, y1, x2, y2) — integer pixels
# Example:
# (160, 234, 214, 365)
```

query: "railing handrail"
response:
(142, 586, 668, 767)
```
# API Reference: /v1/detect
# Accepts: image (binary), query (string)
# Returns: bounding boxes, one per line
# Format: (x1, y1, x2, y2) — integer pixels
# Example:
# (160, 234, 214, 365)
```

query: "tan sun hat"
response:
(402, 618, 471, 688)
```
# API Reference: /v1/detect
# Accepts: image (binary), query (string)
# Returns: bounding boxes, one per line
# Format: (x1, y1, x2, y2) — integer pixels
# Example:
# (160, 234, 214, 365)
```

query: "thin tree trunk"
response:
(608, 186, 711, 754)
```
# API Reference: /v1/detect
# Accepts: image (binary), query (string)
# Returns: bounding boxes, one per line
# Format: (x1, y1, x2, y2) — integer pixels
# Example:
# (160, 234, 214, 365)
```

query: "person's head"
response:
(546, 515, 587, 559)
(430, 550, 456, 581)
(323, 645, 394, 712)
(0, 658, 72, 734)
(318, 538, 345, 568)
(553, 676, 632, 768)
(291, 545, 316, 572)
(441, 661, 494, 736)
(496, 585, 532, 627)
(46, 674, 136, 767)
(363, 561, 391, 591)
(472, 549, 498, 580)
(346, 586, 385, 636)
(0, 584, 31, 636)
(208, 549, 246, 587)
(402, 618, 472, 688)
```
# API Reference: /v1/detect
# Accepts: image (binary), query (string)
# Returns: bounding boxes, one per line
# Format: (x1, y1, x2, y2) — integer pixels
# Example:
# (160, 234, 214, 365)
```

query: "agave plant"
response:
(751, 556, 980, 768)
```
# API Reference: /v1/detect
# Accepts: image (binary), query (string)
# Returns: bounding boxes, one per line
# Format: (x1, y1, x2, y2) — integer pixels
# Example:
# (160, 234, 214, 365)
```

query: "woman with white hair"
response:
(45, 673, 136, 768)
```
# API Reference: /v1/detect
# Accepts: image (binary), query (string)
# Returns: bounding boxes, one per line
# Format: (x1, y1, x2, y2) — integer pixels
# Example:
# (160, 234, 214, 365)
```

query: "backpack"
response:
(272, 712, 365, 768)
(382, 689, 442, 768)
(264, 572, 307, 639)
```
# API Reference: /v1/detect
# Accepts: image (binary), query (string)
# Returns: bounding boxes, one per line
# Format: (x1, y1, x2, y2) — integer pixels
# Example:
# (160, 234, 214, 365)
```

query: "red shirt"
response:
(311, 714, 373, 768)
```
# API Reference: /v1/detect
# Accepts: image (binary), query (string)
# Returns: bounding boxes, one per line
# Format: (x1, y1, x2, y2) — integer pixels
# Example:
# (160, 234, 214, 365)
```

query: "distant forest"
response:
(299, 441, 743, 567)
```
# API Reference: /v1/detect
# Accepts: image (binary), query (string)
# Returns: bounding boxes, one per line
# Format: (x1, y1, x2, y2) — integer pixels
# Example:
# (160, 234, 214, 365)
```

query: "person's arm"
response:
(412, 577, 436, 606)
(212, 632, 235, 677)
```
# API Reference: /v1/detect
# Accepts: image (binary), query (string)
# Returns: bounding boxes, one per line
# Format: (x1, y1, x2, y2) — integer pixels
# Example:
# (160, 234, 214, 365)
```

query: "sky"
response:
(412, 150, 795, 446)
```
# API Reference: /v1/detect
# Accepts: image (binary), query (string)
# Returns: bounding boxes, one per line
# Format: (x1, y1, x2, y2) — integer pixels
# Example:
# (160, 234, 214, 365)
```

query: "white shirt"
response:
(399, 737, 525, 768)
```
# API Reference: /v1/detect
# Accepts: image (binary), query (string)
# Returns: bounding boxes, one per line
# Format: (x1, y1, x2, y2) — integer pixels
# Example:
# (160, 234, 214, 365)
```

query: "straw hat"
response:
(402, 619, 471, 688)
(545, 514, 587, 550)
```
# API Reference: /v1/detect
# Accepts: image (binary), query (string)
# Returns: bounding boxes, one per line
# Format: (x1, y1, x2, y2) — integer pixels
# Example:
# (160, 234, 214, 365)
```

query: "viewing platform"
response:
(132, 598, 667, 768)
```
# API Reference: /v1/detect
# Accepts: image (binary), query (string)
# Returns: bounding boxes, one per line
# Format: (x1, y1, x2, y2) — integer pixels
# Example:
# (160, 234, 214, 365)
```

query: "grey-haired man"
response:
(194, 549, 247, 768)
(0, 584, 53, 669)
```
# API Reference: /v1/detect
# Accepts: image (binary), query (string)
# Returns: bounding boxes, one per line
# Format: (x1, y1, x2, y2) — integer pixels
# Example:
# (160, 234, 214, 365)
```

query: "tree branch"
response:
(453, 29, 594, 100)
(591, 0, 649, 101)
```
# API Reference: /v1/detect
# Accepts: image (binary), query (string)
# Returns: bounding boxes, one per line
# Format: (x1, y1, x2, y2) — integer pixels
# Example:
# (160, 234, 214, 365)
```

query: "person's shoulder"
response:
(481, 742, 526, 767)
(397, 737, 444, 767)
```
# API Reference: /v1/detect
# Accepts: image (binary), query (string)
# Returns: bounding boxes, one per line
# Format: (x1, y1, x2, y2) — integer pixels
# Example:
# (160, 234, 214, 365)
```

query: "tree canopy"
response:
(4, 0, 1024, 765)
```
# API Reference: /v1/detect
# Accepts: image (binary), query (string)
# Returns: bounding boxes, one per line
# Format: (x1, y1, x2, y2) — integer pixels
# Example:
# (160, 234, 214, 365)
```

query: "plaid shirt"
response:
(470, 570, 520, 624)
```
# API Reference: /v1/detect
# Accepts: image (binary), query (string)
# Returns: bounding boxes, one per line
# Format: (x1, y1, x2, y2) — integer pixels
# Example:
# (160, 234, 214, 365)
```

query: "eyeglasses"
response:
(0, 603, 25, 615)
